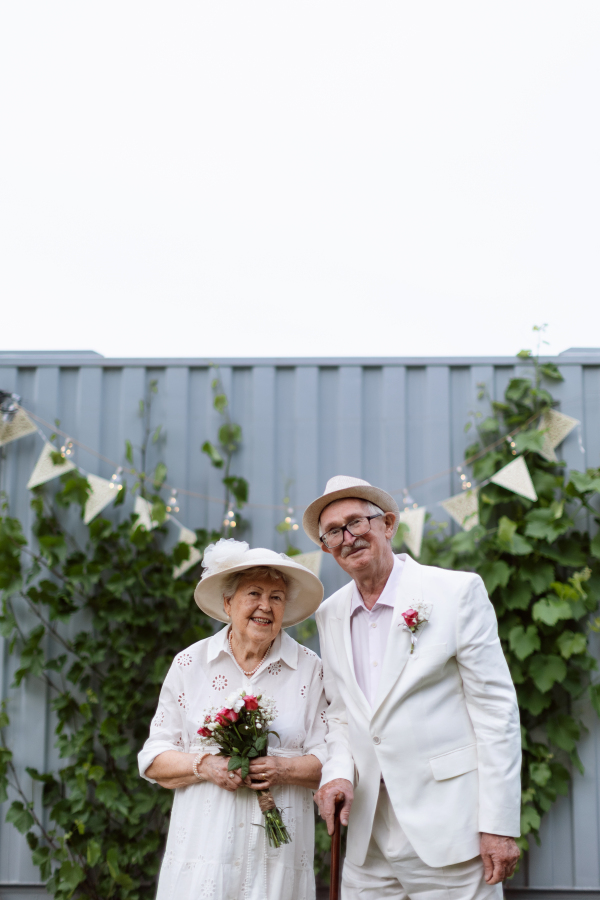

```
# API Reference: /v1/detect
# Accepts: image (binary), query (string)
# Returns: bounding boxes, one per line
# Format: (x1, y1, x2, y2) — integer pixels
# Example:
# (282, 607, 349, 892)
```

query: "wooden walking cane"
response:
(329, 795, 344, 900)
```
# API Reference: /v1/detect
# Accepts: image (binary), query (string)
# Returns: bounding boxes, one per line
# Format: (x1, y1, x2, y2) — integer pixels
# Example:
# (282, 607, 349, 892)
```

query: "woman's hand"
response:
(244, 754, 322, 791)
(245, 757, 288, 791)
(199, 755, 244, 792)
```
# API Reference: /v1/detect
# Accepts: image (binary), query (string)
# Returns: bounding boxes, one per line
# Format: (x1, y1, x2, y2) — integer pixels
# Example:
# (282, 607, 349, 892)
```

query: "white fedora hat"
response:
(302, 475, 400, 546)
(194, 539, 324, 627)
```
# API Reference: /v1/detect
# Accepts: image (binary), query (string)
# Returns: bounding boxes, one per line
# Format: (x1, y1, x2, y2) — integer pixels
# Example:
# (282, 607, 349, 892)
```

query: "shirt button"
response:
(371, 623, 377, 628)
(372, 661, 378, 667)
(373, 735, 381, 745)
(239, 822, 244, 828)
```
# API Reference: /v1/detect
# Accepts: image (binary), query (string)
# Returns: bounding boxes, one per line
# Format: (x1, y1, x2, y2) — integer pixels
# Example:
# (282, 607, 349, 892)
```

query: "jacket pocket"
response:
(429, 743, 478, 781)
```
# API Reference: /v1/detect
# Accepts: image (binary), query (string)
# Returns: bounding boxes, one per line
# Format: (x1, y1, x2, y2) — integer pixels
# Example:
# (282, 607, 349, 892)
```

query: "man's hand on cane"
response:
(314, 778, 354, 835)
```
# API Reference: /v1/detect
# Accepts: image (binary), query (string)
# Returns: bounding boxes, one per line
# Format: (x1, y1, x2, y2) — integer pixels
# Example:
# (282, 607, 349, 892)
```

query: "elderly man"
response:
(303, 475, 521, 900)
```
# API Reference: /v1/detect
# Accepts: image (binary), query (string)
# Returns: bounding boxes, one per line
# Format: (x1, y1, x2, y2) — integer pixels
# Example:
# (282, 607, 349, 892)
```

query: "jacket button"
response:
(373, 735, 381, 745)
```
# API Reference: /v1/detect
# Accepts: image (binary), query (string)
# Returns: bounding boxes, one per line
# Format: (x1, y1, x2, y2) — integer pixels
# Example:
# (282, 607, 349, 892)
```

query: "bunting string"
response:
(0, 393, 586, 563)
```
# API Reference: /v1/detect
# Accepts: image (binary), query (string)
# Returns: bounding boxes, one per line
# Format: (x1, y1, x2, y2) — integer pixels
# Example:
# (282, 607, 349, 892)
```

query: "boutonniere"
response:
(399, 602, 432, 653)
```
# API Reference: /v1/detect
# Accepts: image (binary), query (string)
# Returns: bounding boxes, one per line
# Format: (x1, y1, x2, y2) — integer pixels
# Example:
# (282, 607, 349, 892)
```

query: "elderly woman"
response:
(139, 539, 327, 900)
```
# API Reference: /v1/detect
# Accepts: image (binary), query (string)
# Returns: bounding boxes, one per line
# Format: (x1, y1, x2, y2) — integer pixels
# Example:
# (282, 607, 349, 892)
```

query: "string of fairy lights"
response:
(0, 392, 584, 538)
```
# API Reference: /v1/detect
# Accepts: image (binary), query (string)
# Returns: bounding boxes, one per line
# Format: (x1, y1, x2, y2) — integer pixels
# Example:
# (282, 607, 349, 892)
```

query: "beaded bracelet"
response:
(192, 752, 209, 781)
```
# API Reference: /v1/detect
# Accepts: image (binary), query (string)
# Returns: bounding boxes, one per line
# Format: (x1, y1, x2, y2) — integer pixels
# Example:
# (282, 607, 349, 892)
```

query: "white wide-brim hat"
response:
(302, 475, 400, 545)
(194, 539, 324, 627)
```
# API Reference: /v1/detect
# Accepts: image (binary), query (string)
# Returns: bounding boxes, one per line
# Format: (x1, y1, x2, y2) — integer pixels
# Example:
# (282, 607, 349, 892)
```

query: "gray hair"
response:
(318, 499, 384, 537)
(222, 565, 299, 603)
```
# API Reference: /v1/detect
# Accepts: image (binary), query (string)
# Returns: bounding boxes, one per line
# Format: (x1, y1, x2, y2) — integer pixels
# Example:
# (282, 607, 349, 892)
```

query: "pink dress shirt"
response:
(350, 555, 405, 708)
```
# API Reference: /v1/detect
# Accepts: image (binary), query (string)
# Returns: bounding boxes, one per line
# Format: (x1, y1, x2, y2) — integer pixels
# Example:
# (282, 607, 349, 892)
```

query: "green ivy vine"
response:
(412, 359, 600, 851)
(1, 356, 599, 899)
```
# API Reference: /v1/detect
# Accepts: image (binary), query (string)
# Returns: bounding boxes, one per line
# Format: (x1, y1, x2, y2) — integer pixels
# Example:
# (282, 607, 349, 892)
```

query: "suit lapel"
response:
(371, 554, 423, 716)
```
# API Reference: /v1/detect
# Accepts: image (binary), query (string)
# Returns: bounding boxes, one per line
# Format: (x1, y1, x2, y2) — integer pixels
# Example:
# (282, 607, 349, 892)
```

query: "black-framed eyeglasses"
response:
(319, 514, 383, 550)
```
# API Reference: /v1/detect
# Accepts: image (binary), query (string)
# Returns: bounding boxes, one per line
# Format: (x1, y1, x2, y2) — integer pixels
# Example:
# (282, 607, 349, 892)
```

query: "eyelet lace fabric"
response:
(138, 628, 328, 900)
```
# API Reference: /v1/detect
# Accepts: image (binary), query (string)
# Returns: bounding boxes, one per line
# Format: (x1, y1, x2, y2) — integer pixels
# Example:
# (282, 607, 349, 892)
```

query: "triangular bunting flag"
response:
(0, 408, 37, 446)
(441, 489, 480, 531)
(490, 456, 537, 501)
(84, 474, 119, 524)
(27, 442, 76, 489)
(133, 496, 159, 531)
(398, 506, 426, 558)
(538, 409, 580, 462)
(292, 551, 323, 578)
(173, 526, 202, 578)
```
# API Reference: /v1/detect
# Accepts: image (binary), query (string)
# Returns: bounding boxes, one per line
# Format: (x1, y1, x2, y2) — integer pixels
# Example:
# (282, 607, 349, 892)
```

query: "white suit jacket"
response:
(316, 553, 521, 868)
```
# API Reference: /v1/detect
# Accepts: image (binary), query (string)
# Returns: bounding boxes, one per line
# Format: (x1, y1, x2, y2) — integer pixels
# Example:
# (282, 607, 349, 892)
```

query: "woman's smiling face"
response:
(224, 575, 287, 646)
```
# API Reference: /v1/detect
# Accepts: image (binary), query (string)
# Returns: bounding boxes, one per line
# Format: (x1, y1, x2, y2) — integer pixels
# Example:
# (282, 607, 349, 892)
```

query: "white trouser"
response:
(342, 785, 503, 900)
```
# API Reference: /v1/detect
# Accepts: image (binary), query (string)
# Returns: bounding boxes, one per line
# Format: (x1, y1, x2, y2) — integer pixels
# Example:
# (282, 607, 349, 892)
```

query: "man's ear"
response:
(383, 512, 396, 539)
(320, 543, 331, 556)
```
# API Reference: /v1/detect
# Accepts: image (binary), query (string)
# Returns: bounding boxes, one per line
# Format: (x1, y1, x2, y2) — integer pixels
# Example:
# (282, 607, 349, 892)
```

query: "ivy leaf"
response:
(529, 762, 552, 786)
(6, 800, 34, 833)
(556, 630, 587, 659)
(568, 470, 600, 494)
(517, 684, 552, 715)
(519, 560, 555, 594)
(590, 684, 600, 717)
(503, 580, 532, 611)
(589, 532, 600, 560)
(58, 860, 86, 893)
(479, 561, 511, 596)
(223, 476, 248, 506)
(525, 508, 570, 543)
(152, 462, 167, 490)
(546, 714, 580, 752)
(514, 430, 546, 454)
(106, 847, 120, 878)
(201, 441, 224, 469)
(241, 758, 250, 779)
(539, 363, 563, 382)
(528, 654, 567, 693)
(508, 625, 540, 661)
(213, 393, 228, 414)
(520, 805, 541, 835)
(532, 597, 573, 626)
(125, 440, 134, 465)
(228, 757, 242, 771)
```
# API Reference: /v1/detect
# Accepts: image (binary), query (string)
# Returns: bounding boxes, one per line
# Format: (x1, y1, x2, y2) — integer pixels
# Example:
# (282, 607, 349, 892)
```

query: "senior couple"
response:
(140, 475, 521, 900)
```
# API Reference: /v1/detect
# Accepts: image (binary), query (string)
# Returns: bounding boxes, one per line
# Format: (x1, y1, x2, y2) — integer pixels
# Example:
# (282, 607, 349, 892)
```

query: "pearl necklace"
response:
(228, 630, 273, 678)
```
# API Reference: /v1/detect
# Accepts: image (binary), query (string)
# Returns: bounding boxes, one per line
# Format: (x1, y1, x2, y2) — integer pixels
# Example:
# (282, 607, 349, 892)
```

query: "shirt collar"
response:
(207, 625, 298, 670)
(350, 554, 405, 616)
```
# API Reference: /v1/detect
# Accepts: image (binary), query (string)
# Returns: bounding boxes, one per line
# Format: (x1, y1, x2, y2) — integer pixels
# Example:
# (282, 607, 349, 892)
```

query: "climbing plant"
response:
(414, 356, 600, 851)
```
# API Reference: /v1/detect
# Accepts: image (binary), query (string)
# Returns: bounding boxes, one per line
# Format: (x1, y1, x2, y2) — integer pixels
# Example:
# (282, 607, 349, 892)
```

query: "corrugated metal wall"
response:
(1, 350, 599, 896)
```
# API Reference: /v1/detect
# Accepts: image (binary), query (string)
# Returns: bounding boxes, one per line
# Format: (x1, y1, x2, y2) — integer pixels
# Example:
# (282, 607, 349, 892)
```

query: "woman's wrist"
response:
(192, 752, 210, 781)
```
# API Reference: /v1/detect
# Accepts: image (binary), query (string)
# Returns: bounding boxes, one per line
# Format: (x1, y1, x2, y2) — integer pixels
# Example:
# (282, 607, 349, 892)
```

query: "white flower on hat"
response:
(201, 539, 250, 578)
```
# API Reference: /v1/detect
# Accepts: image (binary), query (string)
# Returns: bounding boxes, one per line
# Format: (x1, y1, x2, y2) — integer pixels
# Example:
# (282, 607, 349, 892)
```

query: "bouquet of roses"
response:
(197, 688, 291, 848)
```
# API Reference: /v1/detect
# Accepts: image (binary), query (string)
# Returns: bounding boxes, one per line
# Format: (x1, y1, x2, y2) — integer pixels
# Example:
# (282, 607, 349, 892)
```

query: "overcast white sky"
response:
(1, 2, 599, 359)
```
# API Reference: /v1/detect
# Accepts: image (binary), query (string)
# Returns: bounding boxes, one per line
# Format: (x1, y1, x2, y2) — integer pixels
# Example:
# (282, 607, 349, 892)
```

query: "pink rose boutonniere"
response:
(400, 601, 432, 653)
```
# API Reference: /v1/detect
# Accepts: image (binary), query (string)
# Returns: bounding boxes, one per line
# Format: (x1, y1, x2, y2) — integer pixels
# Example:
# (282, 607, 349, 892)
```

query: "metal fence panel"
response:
(1, 349, 599, 894)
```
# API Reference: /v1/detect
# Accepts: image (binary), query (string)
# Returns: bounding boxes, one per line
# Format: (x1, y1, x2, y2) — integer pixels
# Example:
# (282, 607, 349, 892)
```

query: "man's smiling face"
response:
(318, 498, 396, 577)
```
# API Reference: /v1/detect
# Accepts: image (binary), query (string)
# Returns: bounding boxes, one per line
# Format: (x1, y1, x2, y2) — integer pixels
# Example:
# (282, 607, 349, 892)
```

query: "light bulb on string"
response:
(223, 509, 237, 530)
(109, 466, 124, 491)
(60, 440, 74, 458)
(506, 437, 517, 456)
(402, 488, 417, 511)
(456, 465, 473, 490)
(166, 488, 179, 514)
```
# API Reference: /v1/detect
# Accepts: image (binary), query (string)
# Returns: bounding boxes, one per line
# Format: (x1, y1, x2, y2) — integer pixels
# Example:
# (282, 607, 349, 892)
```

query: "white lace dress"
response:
(138, 627, 328, 900)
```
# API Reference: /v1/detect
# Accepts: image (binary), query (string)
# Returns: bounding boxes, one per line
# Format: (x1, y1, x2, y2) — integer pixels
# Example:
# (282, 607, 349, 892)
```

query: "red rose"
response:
(402, 609, 419, 629)
(197, 726, 212, 737)
(243, 695, 259, 711)
(215, 708, 239, 726)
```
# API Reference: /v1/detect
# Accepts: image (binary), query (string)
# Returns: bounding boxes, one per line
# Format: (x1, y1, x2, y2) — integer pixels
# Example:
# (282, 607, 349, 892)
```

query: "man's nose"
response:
(342, 527, 356, 544)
